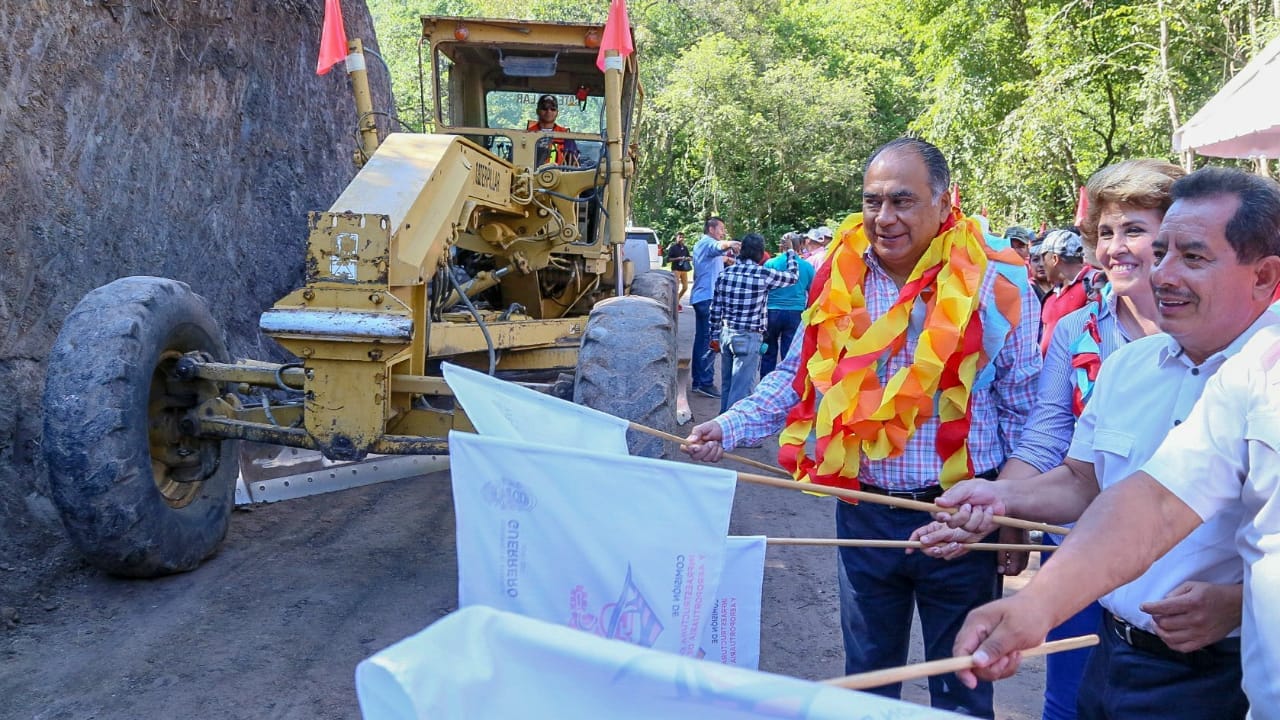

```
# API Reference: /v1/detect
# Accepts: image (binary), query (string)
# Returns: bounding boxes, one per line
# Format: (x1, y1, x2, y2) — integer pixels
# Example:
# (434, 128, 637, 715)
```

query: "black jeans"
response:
(761, 308, 801, 377)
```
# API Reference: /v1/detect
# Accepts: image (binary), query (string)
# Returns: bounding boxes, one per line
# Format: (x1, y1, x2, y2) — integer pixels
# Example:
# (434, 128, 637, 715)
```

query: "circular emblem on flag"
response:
(482, 478, 538, 511)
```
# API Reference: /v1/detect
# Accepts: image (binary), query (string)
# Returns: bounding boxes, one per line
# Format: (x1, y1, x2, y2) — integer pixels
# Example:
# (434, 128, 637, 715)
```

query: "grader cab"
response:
(41, 16, 681, 577)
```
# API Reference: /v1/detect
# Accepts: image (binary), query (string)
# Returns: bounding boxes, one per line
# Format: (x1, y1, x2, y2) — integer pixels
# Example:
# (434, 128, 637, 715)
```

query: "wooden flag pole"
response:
(766, 537, 1056, 553)
(627, 422, 790, 477)
(628, 421, 1071, 536)
(821, 635, 1099, 690)
(737, 471, 1072, 536)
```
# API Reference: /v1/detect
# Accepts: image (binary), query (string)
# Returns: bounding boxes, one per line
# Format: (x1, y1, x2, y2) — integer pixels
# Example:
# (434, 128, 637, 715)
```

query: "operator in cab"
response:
(527, 94, 580, 167)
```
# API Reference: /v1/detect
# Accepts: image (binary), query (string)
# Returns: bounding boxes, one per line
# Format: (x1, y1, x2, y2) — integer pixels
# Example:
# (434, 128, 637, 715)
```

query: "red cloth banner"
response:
(316, 0, 349, 76)
(596, 0, 635, 72)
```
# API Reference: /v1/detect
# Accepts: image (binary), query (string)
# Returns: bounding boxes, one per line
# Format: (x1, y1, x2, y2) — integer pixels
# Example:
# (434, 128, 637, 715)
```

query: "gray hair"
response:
(864, 137, 951, 203)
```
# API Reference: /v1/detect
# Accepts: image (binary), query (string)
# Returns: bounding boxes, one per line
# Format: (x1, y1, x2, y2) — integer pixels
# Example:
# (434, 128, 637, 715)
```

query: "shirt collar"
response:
(1157, 308, 1280, 367)
(863, 246, 884, 270)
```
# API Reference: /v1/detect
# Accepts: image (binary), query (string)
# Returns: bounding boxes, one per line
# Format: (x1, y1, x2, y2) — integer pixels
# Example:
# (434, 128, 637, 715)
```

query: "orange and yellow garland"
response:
(778, 209, 1023, 492)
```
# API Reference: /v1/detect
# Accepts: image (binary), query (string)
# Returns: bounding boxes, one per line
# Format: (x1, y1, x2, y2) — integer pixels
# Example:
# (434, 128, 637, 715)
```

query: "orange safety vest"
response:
(527, 120, 571, 164)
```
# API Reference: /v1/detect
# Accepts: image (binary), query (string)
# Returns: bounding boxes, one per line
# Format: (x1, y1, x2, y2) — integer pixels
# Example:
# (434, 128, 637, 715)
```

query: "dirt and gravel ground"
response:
(1, 294, 1047, 720)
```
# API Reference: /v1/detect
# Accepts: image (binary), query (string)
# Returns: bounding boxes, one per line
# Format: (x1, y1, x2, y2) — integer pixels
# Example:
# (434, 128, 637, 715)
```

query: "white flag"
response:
(356, 605, 966, 720)
(450, 431, 736, 657)
(700, 535, 766, 668)
(443, 362, 631, 455)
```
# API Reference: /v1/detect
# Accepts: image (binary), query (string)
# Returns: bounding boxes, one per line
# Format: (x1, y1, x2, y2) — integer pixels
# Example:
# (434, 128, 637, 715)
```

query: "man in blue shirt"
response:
(761, 232, 815, 376)
(691, 218, 739, 398)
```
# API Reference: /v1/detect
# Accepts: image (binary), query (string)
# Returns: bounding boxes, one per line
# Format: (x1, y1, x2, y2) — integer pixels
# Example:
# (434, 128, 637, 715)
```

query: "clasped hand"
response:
(907, 479, 1010, 559)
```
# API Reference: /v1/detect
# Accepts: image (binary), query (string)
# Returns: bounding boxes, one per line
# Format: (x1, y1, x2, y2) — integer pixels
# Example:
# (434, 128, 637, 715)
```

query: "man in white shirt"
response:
(919, 167, 1280, 718)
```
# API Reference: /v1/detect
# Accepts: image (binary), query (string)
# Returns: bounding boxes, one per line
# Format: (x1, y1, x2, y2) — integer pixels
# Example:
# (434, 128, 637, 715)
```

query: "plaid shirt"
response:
(715, 248, 1041, 490)
(708, 254, 799, 334)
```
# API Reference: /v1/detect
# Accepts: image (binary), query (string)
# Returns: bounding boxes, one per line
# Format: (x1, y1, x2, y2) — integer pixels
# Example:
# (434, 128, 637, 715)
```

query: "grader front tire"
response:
(574, 295, 678, 459)
(629, 269, 679, 320)
(43, 277, 237, 577)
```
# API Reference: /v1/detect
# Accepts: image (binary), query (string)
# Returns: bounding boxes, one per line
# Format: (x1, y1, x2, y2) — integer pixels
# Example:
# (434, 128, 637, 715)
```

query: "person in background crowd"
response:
(802, 226, 833, 268)
(1028, 238, 1054, 304)
(1003, 226, 1035, 262)
(923, 167, 1277, 720)
(761, 232, 815, 377)
(690, 218, 740, 399)
(685, 137, 1040, 718)
(708, 233, 798, 417)
(664, 231, 692, 309)
(1039, 229, 1101, 355)
(915, 159, 1184, 720)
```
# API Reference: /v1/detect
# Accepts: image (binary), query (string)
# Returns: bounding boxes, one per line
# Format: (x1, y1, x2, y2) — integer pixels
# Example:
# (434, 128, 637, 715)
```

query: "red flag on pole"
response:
(1072, 186, 1089, 226)
(949, 183, 961, 210)
(596, 0, 634, 72)
(316, 0, 349, 76)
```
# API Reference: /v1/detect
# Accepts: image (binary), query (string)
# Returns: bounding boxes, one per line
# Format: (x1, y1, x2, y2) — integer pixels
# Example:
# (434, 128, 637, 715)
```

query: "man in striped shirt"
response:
(708, 232, 798, 415)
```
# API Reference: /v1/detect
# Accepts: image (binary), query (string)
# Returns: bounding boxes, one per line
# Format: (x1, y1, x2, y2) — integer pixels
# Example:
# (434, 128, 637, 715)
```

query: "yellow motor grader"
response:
(41, 16, 680, 577)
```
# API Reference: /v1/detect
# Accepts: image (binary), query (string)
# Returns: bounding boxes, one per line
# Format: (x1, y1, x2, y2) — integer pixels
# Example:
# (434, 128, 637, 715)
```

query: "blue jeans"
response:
(691, 300, 715, 389)
(837, 499, 997, 718)
(719, 329, 761, 413)
(1077, 615, 1245, 720)
(762, 309, 801, 377)
(1041, 532, 1103, 720)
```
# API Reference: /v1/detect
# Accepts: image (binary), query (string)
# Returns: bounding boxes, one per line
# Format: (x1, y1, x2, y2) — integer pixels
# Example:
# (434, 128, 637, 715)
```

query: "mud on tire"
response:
(43, 276, 237, 577)
(574, 295, 678, 459)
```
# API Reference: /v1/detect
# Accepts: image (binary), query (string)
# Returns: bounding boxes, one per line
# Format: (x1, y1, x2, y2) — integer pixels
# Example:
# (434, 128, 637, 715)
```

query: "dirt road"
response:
(1, 305, 1046, 719)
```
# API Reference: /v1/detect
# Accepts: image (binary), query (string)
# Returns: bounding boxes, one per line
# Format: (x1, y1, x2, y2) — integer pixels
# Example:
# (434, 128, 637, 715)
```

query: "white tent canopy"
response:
(1173, 33, 1280, 159)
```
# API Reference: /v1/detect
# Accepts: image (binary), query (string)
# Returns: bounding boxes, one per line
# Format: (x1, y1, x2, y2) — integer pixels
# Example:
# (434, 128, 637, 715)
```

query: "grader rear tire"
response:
(574, 295, 678, 459)
(629, 269, 679, 320)
(43, 277, 237, 577)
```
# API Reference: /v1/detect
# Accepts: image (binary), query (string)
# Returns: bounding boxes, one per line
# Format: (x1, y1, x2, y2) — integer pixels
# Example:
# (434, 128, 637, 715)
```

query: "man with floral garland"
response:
(684, 137, 1041, 717)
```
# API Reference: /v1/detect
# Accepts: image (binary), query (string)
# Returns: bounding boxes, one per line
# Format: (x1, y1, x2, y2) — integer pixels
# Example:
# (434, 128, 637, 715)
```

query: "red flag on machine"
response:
(1073, 186, 1089, 226)
(316, 0, 349, 75)
(596, 0, 634, 71)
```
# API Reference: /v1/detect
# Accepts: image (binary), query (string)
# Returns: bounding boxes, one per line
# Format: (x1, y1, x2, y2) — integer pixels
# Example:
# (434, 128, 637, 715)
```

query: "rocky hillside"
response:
(0, 1, 391, 603)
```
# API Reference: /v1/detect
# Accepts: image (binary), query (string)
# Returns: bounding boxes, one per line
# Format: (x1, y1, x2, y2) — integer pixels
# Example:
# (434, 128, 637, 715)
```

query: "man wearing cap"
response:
(526, 94, 579, 167)
(1039, 228, 1101, 355)
(684, 137, 1040, 717)
(1003, 226, 1034, 262)
(803, 226, 833, 268)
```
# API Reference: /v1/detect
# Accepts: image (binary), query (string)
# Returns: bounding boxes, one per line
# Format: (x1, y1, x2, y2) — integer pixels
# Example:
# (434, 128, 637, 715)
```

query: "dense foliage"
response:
(364, 0, 1279, 242)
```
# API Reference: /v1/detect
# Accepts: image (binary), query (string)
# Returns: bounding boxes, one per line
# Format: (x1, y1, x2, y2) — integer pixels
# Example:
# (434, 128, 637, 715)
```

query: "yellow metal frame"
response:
(251, 17, 640, 460)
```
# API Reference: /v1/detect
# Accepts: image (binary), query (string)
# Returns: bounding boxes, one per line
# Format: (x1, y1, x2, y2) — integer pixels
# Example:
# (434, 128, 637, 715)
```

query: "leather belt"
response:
(1103, 610, 1240, 665)
(859, 483, 944, 504)
(857, 470, 995, 508)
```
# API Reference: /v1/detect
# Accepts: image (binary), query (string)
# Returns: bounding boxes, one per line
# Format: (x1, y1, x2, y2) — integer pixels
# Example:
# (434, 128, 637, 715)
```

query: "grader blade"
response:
(235, 442, 448, 505)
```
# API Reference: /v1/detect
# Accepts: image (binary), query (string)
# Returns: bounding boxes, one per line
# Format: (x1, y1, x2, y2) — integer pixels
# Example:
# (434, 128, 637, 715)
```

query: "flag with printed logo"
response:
(699, 535, 766, 668)
(450, 431, 736, 658)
